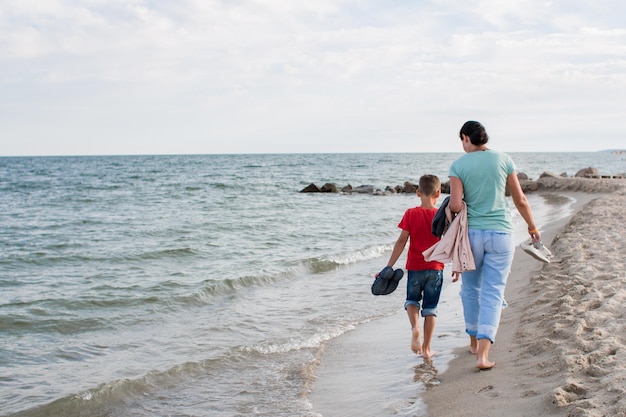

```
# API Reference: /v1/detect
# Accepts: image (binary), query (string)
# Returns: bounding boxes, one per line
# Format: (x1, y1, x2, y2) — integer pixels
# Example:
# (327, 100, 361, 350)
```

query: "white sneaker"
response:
(520, 238, 552, 263)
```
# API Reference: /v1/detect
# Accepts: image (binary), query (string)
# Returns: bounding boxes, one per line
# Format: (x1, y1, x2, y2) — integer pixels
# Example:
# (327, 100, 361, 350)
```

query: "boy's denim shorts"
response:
(404, 269, 444, 317)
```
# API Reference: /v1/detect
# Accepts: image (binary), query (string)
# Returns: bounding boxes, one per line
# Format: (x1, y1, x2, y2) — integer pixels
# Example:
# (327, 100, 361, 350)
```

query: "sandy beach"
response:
(312, 177, 626, 417)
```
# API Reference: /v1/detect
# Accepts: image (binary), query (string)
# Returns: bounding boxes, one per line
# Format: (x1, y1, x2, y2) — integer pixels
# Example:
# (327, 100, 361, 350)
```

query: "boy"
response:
(383, 174, 444, 359)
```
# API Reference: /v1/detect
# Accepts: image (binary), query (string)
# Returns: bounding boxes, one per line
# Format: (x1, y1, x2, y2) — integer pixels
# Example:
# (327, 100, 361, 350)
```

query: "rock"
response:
(300, 183, 321, 193)
(352, 185, 374, 194)
(341, 184, 353, 193)
(517, 172, 529, 180)
(539, 171, 560, 178)
(320, 183, 338, 193)
(441, 181, 450, 194)
(575, 167, 598, 178)
(403, 181, 418, 194)
(519, 179, 539, 192)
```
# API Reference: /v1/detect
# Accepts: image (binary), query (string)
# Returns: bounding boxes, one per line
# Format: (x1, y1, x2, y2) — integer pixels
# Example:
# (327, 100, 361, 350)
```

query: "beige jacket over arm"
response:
(422, 201, 475, 275)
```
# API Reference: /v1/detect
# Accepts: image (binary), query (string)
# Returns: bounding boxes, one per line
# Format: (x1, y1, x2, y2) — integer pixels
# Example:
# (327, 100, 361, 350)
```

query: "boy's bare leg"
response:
(469, 335, 478, 355)
(476, 338, 495, 369)
(422, 315, 436, 359)
(406, 305, 422, 355)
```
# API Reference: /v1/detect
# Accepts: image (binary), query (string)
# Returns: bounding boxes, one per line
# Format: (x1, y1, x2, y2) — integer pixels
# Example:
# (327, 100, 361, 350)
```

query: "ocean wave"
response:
(1, 242, 394, 337)
(0, 289, 167, 336)
(183, 186, 202, 191)
(3, 347, 301, 416)
(208, 182, 231, 189)
(3, 375, 152, 417)
(135, 247, 197, 260)
(0, 313, 104, 336)
(302, 243, 392, 273)
(191, 271, 296, 300)
(187, 244, 392, 299)
(8, 246, 199, 267)
(170, 244, 393, 303)
(239, 323, 357, 355)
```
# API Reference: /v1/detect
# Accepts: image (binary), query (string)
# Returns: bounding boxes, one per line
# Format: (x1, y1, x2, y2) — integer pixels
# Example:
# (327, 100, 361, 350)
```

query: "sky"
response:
(1, 0, 626, 156)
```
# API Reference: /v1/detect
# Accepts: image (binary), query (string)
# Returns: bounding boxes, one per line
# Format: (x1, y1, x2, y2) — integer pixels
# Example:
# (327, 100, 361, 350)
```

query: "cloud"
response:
(1, 0, 625, 155)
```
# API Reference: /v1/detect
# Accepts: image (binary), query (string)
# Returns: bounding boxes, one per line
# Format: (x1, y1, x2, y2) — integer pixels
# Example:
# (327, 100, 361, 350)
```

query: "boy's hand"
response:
(375, 265, 393, 278)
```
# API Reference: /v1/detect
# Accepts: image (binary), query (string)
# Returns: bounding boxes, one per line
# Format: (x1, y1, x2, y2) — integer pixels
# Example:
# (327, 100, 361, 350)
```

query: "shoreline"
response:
(310, 179, 626, 417)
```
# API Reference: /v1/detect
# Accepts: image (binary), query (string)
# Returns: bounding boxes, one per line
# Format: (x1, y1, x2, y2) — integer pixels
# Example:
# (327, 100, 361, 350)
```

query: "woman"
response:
(448, 121, 541, 370)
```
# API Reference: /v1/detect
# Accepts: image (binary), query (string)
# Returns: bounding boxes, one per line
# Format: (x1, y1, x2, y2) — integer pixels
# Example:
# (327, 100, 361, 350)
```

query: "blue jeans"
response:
(461, 229, 514, 343)
(404, 269, 444, 317)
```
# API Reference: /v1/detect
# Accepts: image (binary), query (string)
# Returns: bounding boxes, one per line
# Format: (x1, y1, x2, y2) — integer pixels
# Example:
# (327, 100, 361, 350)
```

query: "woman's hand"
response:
(528, 227, 541, 242)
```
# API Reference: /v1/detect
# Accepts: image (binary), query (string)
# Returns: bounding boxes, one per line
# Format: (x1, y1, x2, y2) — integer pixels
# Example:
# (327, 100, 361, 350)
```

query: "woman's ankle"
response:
(469, 336, 478, 354)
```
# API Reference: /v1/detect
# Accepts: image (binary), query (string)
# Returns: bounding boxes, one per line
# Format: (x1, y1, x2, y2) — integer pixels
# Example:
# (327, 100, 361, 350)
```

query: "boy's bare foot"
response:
(422, 346, 436, 360)
(411, 327, 422, 355)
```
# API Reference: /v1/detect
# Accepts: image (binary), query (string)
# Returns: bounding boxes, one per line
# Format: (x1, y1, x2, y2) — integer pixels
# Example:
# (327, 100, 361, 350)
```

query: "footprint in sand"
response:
(477, 385, 499, 398)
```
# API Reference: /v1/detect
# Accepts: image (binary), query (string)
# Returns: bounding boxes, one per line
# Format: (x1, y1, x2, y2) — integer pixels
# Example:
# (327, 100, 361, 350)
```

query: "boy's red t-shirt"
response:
(398, 206, 444, 271)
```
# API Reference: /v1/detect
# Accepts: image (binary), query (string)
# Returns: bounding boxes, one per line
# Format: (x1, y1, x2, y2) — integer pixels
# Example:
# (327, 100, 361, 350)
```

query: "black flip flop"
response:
(371, 267, 404, 295)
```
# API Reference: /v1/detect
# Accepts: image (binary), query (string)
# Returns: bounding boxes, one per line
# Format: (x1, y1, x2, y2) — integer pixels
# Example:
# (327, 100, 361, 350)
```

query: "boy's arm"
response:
(386, 230, 409, 268)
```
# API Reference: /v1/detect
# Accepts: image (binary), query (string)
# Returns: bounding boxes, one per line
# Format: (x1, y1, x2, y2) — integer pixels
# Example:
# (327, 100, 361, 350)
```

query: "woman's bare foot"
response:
(422, 346, 436, 360)
(476, 339, 494, 369)
(411, 327, 422, 355)
(477, 359, 496, 370)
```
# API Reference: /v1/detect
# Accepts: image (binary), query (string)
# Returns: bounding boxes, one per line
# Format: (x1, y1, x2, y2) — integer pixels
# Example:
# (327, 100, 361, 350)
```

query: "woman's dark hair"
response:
(459, 121, 489, 146)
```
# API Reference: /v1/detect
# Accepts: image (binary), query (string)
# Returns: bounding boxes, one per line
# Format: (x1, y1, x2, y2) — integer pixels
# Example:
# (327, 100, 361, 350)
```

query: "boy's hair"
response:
(418, 174, 441, 197)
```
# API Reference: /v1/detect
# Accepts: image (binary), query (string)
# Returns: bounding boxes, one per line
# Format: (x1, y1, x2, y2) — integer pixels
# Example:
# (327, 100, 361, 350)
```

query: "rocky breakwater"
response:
(300, 167, 625, 195)
(299, 181, 450, 195)
(519, 167, 625, 194)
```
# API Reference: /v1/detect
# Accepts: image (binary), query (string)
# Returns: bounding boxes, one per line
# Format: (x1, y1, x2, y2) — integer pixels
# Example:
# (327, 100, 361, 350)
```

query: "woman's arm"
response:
(449, 176, 464, 214)
(507, 172, 541, 241)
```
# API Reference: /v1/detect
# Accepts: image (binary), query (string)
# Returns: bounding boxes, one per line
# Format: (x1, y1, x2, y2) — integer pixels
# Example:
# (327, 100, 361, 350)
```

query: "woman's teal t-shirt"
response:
(449, 150, 515, 232)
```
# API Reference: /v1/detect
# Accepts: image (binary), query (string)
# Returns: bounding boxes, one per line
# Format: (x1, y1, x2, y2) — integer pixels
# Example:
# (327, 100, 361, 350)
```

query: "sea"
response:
(1, 152, 624, 417)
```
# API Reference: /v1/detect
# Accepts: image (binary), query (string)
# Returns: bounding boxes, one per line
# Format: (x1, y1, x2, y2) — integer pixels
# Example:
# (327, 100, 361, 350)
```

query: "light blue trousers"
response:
(461, 229, 514, 343)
